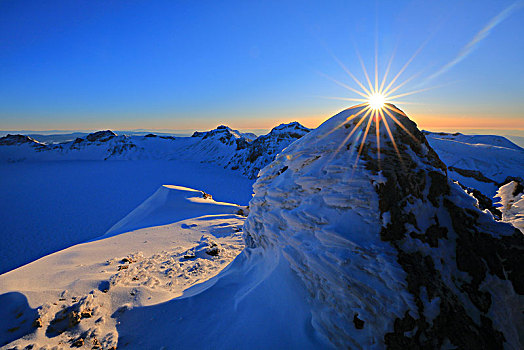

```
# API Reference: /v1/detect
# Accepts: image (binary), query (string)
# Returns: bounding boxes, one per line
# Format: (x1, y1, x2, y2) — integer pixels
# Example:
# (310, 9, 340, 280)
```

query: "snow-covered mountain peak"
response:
(191, 125, 250, 150)
(0, 134, 45, 146)
(84, 130, 117, 142)
(269, 121, 310, 136)
(244, 105, 524, 348)
(423, 130, 523, 151)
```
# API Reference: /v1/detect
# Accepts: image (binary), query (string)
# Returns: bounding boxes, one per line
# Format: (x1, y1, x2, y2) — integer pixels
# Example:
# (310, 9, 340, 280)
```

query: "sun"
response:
(318, 48, 428, 172)
(368, 93, 386, 110)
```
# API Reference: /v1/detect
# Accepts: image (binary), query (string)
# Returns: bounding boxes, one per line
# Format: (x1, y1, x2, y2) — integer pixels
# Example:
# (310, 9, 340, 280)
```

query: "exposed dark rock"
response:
(410, 221, 448, 248)
(32, 318, 43, 328)
(353, 314, 365, 329)
(227, 122, 310, 178)
(205, 243, 220, 256)
(456, 182, 502, 219)
(498, 176, 524, 195)
(361, 106, 522, 349)
(71, 337, 84, 347)
(0, 134, 43, 146)
(120, 257, 134, 264)
(448, 166, 498, 184)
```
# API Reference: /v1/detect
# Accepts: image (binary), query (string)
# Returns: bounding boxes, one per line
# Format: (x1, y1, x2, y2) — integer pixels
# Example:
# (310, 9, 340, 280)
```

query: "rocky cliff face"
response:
(243, 105, 524, 349)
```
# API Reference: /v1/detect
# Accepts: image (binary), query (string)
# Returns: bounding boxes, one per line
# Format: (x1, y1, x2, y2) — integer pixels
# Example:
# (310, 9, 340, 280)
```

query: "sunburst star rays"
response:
(319, 44, 434, 174)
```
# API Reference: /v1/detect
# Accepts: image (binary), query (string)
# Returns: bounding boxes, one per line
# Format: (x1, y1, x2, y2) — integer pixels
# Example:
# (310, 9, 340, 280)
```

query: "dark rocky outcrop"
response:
(0, 134, 46, 148)
(228, 122, 310, 178)
(448, 166, 498, 184)
(85, 130, 117, 142)
(192, 125, 250, 150)
(361, 107, 523, 349)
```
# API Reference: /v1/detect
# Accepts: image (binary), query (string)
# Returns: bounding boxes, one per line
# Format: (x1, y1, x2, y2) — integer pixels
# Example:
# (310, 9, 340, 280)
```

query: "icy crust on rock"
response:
(496, 181, 524, 233)
(244, 107, 416, 348)
(244, 105, 524, 349)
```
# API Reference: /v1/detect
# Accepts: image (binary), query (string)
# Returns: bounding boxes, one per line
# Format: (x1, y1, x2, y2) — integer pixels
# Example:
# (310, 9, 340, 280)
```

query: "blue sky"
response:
(1, 0, 523, 133)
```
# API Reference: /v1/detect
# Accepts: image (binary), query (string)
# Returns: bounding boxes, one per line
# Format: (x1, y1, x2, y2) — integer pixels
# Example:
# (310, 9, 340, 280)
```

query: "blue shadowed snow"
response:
(0, 160, 254, 274)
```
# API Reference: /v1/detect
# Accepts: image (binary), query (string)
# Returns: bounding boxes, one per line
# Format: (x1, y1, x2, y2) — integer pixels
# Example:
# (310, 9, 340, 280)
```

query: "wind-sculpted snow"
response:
(244, 113, 414, 348)
(0, 186, 247, 349)
(244, 105, 524, 348)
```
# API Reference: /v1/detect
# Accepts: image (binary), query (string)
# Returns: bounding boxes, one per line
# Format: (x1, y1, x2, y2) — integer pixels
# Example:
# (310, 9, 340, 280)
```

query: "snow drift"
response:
(0, 186, 247, 349)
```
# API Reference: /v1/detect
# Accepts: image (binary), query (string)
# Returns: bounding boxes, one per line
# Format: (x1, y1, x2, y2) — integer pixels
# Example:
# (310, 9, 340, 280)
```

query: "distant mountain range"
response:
(0, 123, 310, 180)
(1, 123, 522, 231)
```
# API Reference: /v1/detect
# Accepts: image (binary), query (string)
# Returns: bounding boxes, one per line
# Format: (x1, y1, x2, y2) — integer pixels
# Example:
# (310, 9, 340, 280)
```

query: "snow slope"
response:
(0, 160, 254, 275)
(424, 131, 524, 198)
(0, 122, 308, 274)
(104, 185, 243, 238)
(423, 131, 523, 150)
(0, 186, 247, 349)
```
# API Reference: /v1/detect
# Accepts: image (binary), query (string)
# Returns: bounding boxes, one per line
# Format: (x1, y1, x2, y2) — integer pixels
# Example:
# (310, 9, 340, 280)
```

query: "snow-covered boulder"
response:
(244, 105, 524, 348)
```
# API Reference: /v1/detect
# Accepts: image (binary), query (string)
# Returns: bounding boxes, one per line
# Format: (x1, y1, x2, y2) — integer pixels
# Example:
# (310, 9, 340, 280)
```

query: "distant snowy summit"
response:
(0, 134, 46, 146)
(423, 130, 524, 195)
(0, 122, 309, 179)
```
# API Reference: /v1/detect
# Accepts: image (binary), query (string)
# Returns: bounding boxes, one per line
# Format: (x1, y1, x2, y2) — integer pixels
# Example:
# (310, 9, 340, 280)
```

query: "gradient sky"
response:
(1, 0, 523, 133)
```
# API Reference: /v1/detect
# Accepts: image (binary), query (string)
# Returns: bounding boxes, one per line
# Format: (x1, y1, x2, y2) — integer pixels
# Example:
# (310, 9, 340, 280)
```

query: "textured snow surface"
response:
(243, 112, 415, 348)
(0, 160, 254, 274)
(0, 186, 247, 349)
